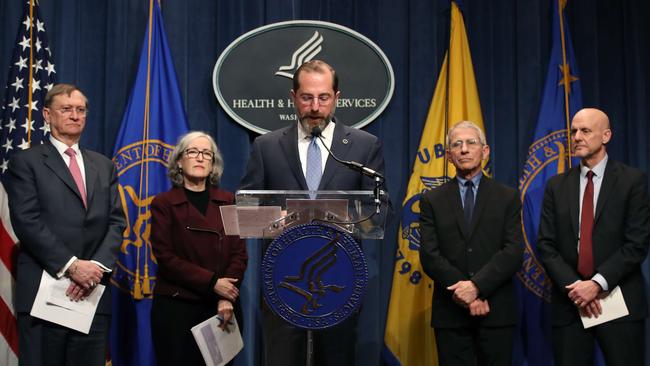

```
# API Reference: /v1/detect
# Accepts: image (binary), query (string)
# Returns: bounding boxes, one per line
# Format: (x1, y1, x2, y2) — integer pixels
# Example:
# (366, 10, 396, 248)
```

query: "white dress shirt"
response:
(578, 154, 609, 290)
(297, 121, 335, 177)
(50, 136, 110, 277)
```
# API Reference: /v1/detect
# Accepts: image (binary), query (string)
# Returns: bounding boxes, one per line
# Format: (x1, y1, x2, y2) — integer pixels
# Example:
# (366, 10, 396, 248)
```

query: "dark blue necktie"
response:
(464, 180, 474, 225)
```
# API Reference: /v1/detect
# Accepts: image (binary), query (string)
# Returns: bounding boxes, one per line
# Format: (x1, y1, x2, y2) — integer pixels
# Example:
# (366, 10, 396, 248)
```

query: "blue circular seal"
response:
(262, 223, 368, 329)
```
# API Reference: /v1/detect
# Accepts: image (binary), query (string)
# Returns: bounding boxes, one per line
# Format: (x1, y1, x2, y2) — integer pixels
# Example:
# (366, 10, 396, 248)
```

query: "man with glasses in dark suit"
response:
(240, 60, 386, 366)
(419, 120, 523, 365)
(7, 84, 125, 366)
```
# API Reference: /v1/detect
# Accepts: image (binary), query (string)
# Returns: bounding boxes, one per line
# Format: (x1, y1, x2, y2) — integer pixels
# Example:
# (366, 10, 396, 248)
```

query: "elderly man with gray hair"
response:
(419, 120, 523, 365)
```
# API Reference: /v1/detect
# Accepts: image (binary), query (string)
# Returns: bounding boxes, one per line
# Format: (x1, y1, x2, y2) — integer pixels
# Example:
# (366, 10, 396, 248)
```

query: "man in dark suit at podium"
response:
(239, 60, 386, 366)
(419, 121, 523, 365)
(538, 108, 650, 365)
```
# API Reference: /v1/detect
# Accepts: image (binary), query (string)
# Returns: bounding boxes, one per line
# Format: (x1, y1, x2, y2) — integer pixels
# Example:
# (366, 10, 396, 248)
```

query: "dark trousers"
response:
(434, 325, 514, 366)
(18, 312, 110, 366)
(262, 301, 357, 366)
(151, 295, 243, 366)
(552, 319, 645, 366)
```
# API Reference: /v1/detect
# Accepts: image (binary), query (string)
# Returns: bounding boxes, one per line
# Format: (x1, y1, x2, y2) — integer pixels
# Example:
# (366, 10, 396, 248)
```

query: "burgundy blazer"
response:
(151, 186, 247, 302)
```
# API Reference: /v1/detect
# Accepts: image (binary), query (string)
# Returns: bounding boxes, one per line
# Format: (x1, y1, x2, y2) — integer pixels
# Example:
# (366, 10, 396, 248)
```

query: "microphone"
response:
(311, 126, 384, 181)
(311, 126, 322, 138)
(311, 124, 384, 215)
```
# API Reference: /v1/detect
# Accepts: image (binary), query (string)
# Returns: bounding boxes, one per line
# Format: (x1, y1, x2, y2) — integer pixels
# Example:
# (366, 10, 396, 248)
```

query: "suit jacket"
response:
(7, 142, 125, 314)
(537, 159, 650, 326)
(239, 121, 385, 191)
(150, 186, 248, 302)
(419, 175, 523, 328)
(238, 121, 386, 364)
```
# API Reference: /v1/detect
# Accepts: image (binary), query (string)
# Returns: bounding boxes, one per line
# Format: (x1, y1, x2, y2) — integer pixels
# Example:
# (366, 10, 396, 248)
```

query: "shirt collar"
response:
(580, 154, 608, 178)
(49, 135, 81, 156)
(297, 120, 336, 142)
(457, 172, 483, 187)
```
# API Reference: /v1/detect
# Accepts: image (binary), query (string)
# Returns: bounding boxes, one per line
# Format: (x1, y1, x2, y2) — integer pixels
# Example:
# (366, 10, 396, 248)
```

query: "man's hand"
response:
(447, 280, 479, 305)
(217, 299, 234, 331)
(578, 298, 603, 318)
(68, 260, 103, 289)
(65, 282, 95, 301)
(469, 299, 490, 316)
(566, 280, 600, 307)
(214, 278, 239, 301)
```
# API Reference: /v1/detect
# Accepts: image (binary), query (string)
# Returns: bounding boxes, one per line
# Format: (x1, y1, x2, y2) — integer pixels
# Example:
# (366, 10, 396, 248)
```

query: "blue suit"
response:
(239, 120, 386, 366)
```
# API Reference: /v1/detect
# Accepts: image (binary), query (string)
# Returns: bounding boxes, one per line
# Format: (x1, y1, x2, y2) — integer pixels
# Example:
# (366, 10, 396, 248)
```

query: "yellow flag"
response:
(383, 2, 487, 365)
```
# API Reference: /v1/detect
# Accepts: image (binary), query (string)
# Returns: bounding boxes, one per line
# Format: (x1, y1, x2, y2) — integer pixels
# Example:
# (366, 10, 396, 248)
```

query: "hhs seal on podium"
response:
(262, 224, 368, 329)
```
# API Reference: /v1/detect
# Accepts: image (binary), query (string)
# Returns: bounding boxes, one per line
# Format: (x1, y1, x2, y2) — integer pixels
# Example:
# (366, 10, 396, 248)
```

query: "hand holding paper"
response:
(30, 271, 105, 334)
(192, 314, 243, 366)
(580, 286, 629, 328)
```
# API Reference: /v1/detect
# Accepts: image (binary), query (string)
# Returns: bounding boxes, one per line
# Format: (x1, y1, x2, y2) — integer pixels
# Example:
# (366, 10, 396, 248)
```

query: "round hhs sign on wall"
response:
(213, 20, 395, 134)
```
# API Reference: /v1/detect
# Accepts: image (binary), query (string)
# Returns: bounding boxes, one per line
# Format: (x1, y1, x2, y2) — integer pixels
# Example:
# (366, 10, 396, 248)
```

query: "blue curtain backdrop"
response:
(1, 1, 649, 365)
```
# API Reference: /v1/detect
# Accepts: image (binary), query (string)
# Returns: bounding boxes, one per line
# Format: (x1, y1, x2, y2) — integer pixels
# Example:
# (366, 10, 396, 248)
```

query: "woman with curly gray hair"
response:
(150, 131, 247, 366)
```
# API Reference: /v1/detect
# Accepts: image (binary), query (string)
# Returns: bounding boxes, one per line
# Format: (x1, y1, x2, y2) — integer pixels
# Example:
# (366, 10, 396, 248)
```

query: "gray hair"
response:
(168, 131, 224, 187)
(45, 83, 88, 108)
(446, 120, 487, 147)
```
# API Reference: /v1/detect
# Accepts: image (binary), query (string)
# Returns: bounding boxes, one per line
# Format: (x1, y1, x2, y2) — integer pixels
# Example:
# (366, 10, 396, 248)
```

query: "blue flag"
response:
(109, 1, 189, 365)
(516, 0, 582, 364)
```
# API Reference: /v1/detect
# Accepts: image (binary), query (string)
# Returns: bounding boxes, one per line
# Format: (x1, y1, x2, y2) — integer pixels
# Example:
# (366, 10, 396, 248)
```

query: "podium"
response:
(231, 189, 388, 239)
(229, 189, 388, 366)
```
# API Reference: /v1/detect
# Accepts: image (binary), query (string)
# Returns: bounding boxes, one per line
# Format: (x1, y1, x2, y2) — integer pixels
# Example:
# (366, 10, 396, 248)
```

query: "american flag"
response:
(0, 1, 56, 364)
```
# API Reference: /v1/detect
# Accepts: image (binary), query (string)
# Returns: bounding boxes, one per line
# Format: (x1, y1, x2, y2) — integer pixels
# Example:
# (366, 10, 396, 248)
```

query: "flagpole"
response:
(141, 0, 155, 297)
(443, 2, 453, 180)
(558, 0, 572, 169)
(132, 0, 155, 300)
(110, 0, 189, 362)
(26, 0, 35, 144)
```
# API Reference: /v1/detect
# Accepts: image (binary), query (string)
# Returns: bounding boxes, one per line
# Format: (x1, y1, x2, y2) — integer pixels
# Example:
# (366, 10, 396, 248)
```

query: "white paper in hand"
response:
(30, 270, 104, 334)
(581, 286, 629, 329)
(191, 314, 243, 366)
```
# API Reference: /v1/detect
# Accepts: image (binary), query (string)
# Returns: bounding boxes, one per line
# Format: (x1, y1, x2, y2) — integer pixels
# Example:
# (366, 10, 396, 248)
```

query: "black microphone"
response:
(311, 126, 322, 138)
(311, 124, 384, 215)
(311, 126, 384, 181)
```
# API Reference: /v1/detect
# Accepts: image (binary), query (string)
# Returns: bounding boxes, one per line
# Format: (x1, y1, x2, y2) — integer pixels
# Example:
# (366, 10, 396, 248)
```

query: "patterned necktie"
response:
(306, 137, 322, 194)
(464, 180, 474, 226)
(64, 148, 87, 208)
(578, 170, 595, 278)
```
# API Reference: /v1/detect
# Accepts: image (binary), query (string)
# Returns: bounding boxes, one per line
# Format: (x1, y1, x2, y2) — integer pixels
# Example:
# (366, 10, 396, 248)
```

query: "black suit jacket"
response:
(7, 142, 125, 314)
(239, 121, 385, 191)
(419, 175, 523, 328)
(537, 159, 650, 326)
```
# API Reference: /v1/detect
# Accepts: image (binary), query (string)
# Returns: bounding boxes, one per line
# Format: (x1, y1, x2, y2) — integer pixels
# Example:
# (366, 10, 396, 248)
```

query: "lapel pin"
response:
(342, 138, 349, 145)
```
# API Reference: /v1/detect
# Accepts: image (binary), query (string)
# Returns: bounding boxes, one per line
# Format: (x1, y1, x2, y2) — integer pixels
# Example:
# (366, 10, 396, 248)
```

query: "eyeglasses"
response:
(184, 148, 214, 160)
(298, 94, 333, 106)
(449, 138, 482, 150)
(54, 106, 88, 116)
